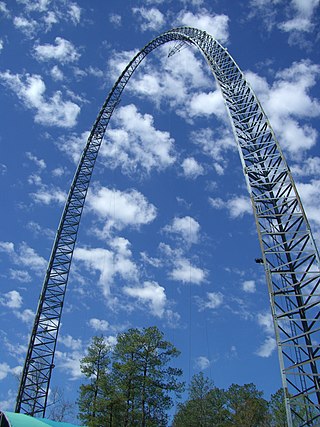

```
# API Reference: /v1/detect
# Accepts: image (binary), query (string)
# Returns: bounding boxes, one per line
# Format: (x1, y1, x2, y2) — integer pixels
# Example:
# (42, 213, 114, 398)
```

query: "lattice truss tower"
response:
(15, 27, 320, 427)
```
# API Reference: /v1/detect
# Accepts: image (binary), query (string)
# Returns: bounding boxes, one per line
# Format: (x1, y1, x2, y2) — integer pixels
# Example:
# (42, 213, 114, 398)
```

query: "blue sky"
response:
(0, 0, 320, 420)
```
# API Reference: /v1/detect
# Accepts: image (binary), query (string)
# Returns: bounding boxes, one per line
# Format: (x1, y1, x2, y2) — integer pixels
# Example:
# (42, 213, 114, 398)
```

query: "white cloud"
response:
(0, 290, 23, 309)
(242, 280, 256, 293)
(279, 0, 319, 34)
(123, 281, 167, 317)
(0, 363, 11, 380)
(34, 37, 80, 63)
(191, 128, 235, 174)
(209, 195, 252, 219)
(89, 318, 110, 331)
(109, 13, 122, 27)
(170, 258, 206, 284)
(59, 334, 82, 350)
(31, 187, 66, 205)
(55, 350, 83, 380)
(164, 216, 200, 245)
(26, 151, 46, 169)
(196, 291, 224, 311)
(291, 157, 320, 177)
(107, 47, 213, 120)
(140, 251, 162, 268)
(43, 10, 58, 30)
(74, 237, 138, 297)
(19, 0, 51, 13)
(296, 179, 320, 237)
(248, 0, 319, 42)
(205, 292, 224, 309)
(189, 90, 226, 119)
(9, 269, 32, 283)
(0, 1, 10, 17)
(0, 241, 15, 254)
(228, 196, 252, 218)
(257, 312, 274, 334)
(15, 308, 35, 325)
(181, 157, 204, 179)
(13, 15, 38, 37)
(87, 186, 157, 235)
(57, 130, 89, 163)
(68, 2, 81, 24)
(0, 71, 80, 127)
(0, 241, 46, 276)
(176, 10, 230, 43)
(50, 65, 64, 81)
(246, 60, 320, 156)
(102, 104, 176, 175)
(255, 336, 277, 358)
(132, 7, 165, 31)
(195, 356, 210, 370)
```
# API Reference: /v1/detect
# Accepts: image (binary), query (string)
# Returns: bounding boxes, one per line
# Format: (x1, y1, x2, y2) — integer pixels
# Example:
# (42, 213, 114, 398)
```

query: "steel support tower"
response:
(15, 27, 320, 426)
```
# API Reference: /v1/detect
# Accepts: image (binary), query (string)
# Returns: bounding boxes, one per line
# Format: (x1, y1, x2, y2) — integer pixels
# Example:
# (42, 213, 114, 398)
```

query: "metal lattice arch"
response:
(15, 27, 320, 426)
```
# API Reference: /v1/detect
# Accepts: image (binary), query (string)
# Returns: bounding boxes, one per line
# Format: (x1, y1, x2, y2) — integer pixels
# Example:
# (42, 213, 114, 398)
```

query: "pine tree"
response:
(112, 326, 184, 427)
(173, 373, 229, 427)
(78, 335, 111, 426)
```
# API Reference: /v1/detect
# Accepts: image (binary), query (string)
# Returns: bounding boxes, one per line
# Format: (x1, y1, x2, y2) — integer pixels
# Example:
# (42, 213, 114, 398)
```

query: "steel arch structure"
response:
(15, 27, 320, 426)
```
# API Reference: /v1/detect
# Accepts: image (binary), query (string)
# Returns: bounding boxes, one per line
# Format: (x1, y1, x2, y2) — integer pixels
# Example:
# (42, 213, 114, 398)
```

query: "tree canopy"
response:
(78, 326, 183, 427)
(77, 327, 293, 427)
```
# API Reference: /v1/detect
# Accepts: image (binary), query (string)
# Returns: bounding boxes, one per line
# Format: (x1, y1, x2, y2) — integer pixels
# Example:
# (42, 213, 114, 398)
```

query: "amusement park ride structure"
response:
(15, 27, 320, 426)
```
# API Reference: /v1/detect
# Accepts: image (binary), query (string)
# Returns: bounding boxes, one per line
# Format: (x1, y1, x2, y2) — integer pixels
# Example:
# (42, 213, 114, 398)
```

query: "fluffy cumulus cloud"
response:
(164, 216, 200, 245)
(170, 258, 206, 284)
(0, 241, 46, 276)
(107, 47, 214, 120)
(89, 318, 110, 331)
(242, 280, 256, 293)
(296, 179, 320, 237)
(181, 157, 204, 179)
(0, 71, 80, 127)
(159, 243, 207, 285)
(123, 281, 167, 317)
(58, 334, 82, 351)
(176, 10, 230, 43)
(195, 356, 211, 370)
(27, 173, 66, 206)
(74, 237, 138, 297)
(0, 290, 23, 309)
(255, 336, 277, 358)
(191, 128, 235, 175)
(255, 311, 277, 357)
(55, 349, 83, 380)
(102, 104, 176, 175)
(189, 90, 226, 119)
(109, 13, 122, 27)
(15, 308, 35, 325)
(196, 291, 224, 311)
(248, 0, 319, 43)
(209, 195, 252, 219)
(13, 15, 38, 36)
(279, 0, 319, 34)
(87, 186, 157, 235)
(132, 7, 165, 31)
(246, 60, 320, 156)
(34, 37, 80, 63)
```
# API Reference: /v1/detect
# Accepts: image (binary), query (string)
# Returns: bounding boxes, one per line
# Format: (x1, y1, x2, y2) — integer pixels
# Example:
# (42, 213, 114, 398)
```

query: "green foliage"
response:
(173, 375, 271, 427)
(78, 335, 111, 427)
(269, 388, 287, 427)
(78, 326, 183, 427)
